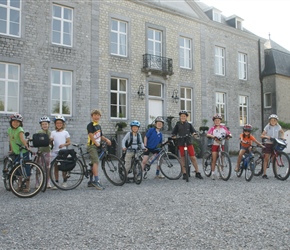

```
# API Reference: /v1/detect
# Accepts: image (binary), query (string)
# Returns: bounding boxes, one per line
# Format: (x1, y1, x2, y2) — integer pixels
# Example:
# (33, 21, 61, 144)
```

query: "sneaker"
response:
(211, 173, 215, 180)
(62, 182, 68, 188)
(195, 172, 203, 179)
(51, 185, 58, 190)
(262, 174, 268, 179)
(91, 181, 105, 190)
(182, 173, 186, 180)
(87, 181, 94, 187)
(47, 183, 52, 189)
(155, 173, 165, 179)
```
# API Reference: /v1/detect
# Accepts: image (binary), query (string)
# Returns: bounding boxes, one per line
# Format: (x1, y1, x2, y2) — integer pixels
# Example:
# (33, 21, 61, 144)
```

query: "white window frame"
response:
(238, 52, 247, 80)
(110, 19, 127, 57)
(236, 19, 243, 30)
(215, 92, 226, 121)
(52, 4, 73, 47)
(180, 87, 192, 122)
(51, 69, 72, 116)
(0, 62, 19, 113)
(215, 46, 225, 76)
(110, 77, 127, 119)
(0, 0, 21, 37)
(239, 95, 248, 125)
(179, 37, 192, 69)
(148, 28, 162, 56)
(264, 92, 272, 108)
(213, 10, 221, 23)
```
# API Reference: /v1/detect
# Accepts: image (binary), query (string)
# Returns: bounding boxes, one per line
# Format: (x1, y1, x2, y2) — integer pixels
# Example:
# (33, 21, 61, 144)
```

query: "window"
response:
(148, 28, 162, 56)
(239, 95, 248, 125)
(0, 62, 19, 113)
(264, 92, 272, 108)
(213, 10, 221, 23)
(0, 0, 21, 37)
(215, 92, 226, 121)
(110, 78, 127, 119)
(236, 19, 243, 30)
(215, 46, 225, 76)
(51, 69, 72, 115)
(179, 37, 192, 69)
(52, 4, 73, 47)
(238, 53, 247, 80)
(180, 87, 192, 122)
(110, 19, 127, 57)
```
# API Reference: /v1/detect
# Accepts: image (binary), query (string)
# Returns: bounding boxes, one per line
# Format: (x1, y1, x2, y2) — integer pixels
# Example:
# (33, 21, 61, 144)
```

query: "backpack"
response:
(125, 132, 141, 148)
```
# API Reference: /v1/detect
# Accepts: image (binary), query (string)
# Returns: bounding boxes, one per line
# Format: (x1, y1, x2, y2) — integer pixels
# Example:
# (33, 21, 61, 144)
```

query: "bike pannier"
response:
(32, 133, 50, 147)
(56, 149, 77, 171)
(272, 138, 287, 152)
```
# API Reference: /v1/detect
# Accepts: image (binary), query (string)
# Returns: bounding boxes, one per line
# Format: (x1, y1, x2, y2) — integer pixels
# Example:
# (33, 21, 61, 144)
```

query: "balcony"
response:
(142, 54, 174, 76)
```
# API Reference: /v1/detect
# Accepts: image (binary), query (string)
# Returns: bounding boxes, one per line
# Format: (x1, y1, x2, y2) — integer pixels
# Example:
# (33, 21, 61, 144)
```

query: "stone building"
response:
(0, 0, 289, 158)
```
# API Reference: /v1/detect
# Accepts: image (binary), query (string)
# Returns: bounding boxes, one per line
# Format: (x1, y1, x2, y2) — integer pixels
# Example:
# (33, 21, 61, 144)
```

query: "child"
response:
(141, 117, 165, 179)
(122, 120, 146, 181)
(172, 110, 203, 180)
(207, 114, 231, 180)
(50, 115, 71, 189)
(7, 113, 30, 192)
(235, 124, 264, 172)
(87, 109, 111, 190)
(37, 116, 52, 188)
(260, 114, 284, 179)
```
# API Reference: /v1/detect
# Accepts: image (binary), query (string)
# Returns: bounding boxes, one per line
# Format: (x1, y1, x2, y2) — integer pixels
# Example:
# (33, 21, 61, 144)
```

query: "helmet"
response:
(130, 120, 140, 127)
(10, 113, 23, 122)
(243, 124, 252, 132)
(212, 114, 222, 121)
(54, 115, 66, 123)
(39, 116, 50, 124)
(268, 114, 279, 120)
(179, 110, 188, 116)
(155, 117, 164, 123)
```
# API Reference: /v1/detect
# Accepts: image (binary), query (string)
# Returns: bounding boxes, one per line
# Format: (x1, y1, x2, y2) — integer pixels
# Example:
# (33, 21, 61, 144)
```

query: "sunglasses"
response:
(243, 130, 251, 132)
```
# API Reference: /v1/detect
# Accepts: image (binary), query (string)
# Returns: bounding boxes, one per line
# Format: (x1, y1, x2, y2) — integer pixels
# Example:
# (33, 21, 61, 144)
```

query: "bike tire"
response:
(245, 159, 254, 182)
(159, 152, 182, 180)
(132, 159, 142, 185)
(34, 153, 48, 193)
(102, 154, 127, 186)
(3, 157, 13, 191)
(10, 161, 44, 198)
(218, 151, 232, 181)
(253, 151, 263, 176)
(273, 152, 290, 181)
(50, 158, 84, 190)
(184, 150, 189, 182)
(202, 151, 212, 177)
(236, 160, 243, 178)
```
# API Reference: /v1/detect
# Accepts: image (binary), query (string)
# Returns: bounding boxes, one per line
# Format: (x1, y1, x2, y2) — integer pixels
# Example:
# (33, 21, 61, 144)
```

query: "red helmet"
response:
(212, 114, 222, 121)
(243, 124, 252, 132)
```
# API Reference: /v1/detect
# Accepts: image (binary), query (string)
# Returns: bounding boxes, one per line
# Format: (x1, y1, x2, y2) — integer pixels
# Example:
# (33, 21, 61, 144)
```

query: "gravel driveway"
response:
(0, 157, 289, 250)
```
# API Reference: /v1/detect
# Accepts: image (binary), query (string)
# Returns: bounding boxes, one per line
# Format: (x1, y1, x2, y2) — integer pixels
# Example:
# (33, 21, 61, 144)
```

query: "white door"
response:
(148, 82, 163, 124)
(148, 99, 163, 124)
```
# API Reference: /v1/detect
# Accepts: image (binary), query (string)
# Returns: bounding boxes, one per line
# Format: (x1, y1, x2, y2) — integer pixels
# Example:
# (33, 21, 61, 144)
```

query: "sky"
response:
(200, 0, 290, 51)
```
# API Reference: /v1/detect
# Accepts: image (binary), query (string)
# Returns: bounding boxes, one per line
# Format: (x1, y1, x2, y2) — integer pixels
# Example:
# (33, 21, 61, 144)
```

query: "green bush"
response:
(279, 121, 290, 130)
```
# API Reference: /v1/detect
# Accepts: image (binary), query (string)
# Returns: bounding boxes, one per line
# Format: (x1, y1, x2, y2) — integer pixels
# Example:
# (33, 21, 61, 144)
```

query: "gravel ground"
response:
(0, 156, 289, 250)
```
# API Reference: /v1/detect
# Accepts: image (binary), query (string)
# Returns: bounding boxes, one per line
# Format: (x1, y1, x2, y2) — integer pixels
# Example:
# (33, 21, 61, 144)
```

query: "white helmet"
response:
(268, 114, 279, 120)
(39, 116, 51, 124)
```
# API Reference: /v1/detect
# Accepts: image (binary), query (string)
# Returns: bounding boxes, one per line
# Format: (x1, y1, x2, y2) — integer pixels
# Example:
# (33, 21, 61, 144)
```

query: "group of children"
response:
(6, 109, 284, 192)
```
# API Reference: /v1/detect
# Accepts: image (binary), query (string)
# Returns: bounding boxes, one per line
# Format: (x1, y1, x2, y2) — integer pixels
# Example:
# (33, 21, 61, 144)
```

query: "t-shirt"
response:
(87, 122, 102, 146)
(263, 123, 282, 144)
(145, 127, 162, 150)
(122, 132, 145, 151)
(7, 126, 27, 155)
(51, 130, 70, 155)
(239, 133, 257, 148)
(37, 129, 51, 153)
(207, 125, 231, 145)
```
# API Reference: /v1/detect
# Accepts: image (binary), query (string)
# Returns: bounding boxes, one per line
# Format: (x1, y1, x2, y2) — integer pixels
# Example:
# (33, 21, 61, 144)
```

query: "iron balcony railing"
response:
(142, 54, 173, 76)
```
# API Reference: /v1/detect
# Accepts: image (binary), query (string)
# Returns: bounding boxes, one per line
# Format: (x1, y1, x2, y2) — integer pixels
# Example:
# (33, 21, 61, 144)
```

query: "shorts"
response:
(178, 145, 195, 157)
(143, 148, 160, 156)
(211, 145, 224, 152)
(87, 145, 99, 164)
(263, 143, 273, 154)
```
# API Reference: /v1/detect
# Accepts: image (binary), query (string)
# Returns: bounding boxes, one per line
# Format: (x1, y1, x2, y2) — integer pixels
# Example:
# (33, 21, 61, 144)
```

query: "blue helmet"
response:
(130, 120, 140, 127)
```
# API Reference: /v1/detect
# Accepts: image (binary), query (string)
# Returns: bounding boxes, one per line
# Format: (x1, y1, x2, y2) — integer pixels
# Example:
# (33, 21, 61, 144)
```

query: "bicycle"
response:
(143, 138, 182, 180)
(202, 135, 232, 181)
(49, 140, 127, 190)
(254, 138, 290, 180)
(236, 145, 263, 182)
(5, 143, 45, 198)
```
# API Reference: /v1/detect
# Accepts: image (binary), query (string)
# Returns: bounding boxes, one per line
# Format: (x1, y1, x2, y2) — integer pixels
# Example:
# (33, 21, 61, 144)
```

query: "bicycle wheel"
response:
(102, 154, 127, 186)
(34, 153, 48, 192)
(184, 150, 189, 182)
(253, 151, 263, 176)
(50, 159, 84, 190)
(273, 152, 290, 181)
(236, 160, 243, 178)
(132, 159, 142, 185)
(3, 157, 13, 191)
(245, 159, 254, 182)
(159, 152, 182, 180)
(218, 152, 232, 181)
(10, 161, 44, 198)
(202, 151, 212, 177)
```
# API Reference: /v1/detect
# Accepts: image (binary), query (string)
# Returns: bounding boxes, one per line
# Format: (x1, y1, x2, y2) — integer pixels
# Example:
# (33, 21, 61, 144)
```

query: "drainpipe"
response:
(258, 39, 264, 130)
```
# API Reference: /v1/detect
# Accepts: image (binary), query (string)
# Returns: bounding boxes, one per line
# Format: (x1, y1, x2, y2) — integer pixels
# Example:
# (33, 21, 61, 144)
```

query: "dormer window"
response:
(236, 18, 243, 30)
(213, 10, 221, 23)
(226, 15, 244, 30)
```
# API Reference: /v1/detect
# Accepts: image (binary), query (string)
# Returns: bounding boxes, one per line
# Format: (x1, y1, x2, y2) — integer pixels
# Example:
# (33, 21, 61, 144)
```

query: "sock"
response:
(94, 176, 99, 182)
(156, 170, 160, 175)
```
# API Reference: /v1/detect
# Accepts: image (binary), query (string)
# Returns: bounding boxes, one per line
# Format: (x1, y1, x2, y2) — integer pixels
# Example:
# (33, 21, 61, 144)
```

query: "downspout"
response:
(258, 39, 264, 130)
